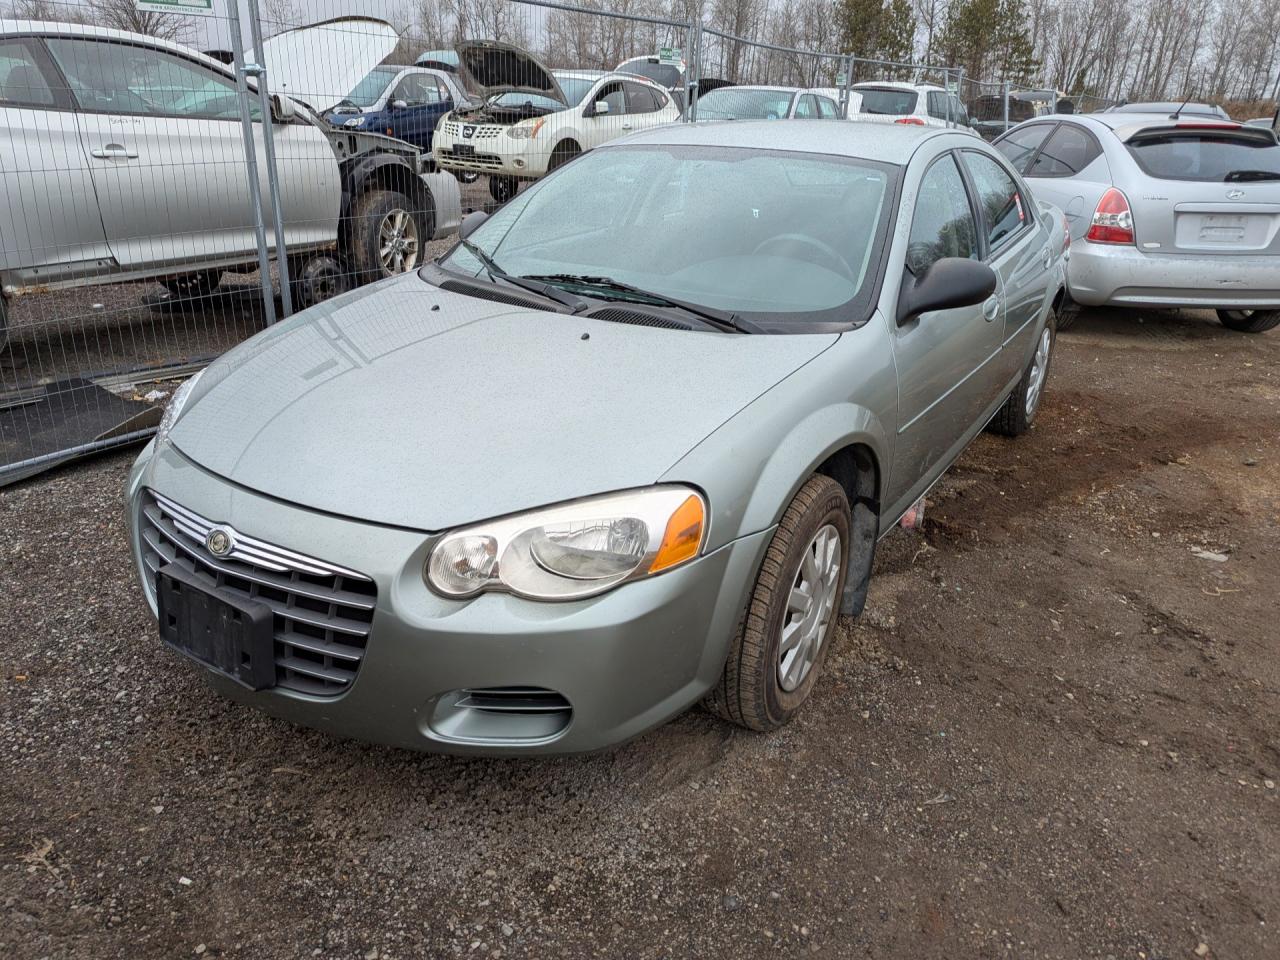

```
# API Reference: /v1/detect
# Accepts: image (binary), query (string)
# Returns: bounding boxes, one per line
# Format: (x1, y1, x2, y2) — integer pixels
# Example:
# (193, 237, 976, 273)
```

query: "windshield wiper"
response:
(1224, 169, 1280, 182)
(519, 274, 763, 334)
(457, 239, 589, 313)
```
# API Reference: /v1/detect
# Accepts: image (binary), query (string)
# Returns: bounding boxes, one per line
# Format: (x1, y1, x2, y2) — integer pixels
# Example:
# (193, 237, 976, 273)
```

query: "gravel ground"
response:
(2, 302, 1279, 960)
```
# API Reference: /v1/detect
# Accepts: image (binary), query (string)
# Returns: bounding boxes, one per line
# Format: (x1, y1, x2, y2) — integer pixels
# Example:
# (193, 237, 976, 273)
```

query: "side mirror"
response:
(896, 257, 997, 326)
(270, 93, 296, 123)
(390, 99, 408, 111)
(593, 100, 610, 116)
(458, 210, 489, 240)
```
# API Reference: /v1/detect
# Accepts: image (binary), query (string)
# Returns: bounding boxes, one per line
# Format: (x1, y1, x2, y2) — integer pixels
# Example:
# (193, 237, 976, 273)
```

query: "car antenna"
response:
(1169, 69, 1205, 120)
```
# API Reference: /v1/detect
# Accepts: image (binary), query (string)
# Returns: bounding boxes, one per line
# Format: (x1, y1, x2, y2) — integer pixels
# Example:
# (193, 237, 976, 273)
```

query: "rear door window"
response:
(961, 151, 1029, 252)
(817, 96, 838, 118)
(794, 94, 820, 119)
(994, 122, 1055, 174)
(1029, 122, 1101, 177)
(1125, 129, 1280, 182)
(623, 81, 659, 114)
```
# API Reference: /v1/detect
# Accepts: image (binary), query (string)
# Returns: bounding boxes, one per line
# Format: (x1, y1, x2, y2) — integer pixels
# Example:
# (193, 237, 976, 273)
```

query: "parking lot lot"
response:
(3, 300, 1277, 959)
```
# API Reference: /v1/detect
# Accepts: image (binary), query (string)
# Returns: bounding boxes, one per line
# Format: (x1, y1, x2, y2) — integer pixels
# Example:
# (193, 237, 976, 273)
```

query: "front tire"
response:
(547, 141, 580, 172)
(989, 310, 1056, 437)
(290, 254, 350, 310)
(1217, 308, 1280, 333)
(454, 170, 479, 185)
(706, 475, 851, 732)
(349, 188, 430, 282)
(489, 175, 518, 204)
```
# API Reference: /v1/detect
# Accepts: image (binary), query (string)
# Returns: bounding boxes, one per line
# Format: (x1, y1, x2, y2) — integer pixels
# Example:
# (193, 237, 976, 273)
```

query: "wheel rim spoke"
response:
(777, 523, 843, 693)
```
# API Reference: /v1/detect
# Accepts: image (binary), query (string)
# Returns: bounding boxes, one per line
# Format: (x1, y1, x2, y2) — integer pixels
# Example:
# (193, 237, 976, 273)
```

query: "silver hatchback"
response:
(995, 112, 1280, 333)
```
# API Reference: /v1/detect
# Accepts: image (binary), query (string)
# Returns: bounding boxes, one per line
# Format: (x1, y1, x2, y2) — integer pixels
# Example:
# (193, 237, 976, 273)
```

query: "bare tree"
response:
(85, 0, 194, 42)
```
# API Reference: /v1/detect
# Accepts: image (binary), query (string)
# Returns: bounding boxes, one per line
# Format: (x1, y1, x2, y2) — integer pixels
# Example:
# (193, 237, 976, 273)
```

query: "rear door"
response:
(1120, 126, 1280, 256)
(621, 81, 667, 135)
(0, 36, 111, 281)
(959, 149, 1049, 382)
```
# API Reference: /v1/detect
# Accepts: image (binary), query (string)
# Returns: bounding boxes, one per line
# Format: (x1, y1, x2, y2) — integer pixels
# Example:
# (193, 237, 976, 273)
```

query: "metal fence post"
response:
(839, 54, 851, 116)
(1003, 79, 1010, 133)
(224, 0, 277, 327)
(687, 21, 700, 122)
(245, 0, 293, 318)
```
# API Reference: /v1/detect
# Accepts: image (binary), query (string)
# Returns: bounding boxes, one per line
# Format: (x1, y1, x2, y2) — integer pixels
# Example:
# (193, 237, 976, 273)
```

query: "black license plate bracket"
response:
(156, 563, 276, 690)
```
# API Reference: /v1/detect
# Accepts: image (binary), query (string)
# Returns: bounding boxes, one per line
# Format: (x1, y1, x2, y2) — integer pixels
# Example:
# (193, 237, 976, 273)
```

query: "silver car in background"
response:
(126, 121, 1066, 755)
(995, 111, 1280, 332)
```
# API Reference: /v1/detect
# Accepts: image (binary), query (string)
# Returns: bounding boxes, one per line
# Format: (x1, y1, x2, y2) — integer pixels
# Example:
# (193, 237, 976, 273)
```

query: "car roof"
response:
(2, 17, 233, 73)
(704, 85, 800, 93)
(614, 118, 958, 162)
(1106, 101, 1227, 118)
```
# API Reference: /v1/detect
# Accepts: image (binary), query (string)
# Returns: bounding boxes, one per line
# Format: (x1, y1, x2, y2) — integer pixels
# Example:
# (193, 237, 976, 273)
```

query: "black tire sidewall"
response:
(759, 482, 852, 721)
(1217, 308, 1280, 333)
(489, 177, 517, 204)
(0, 294, 9, 353)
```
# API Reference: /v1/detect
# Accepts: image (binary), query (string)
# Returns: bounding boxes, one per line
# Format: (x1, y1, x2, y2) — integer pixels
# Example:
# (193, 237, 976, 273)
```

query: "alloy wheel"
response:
(1025, 326, 1052, 418)
(778, 523, 843, 692)
(378, 209, 420, 275)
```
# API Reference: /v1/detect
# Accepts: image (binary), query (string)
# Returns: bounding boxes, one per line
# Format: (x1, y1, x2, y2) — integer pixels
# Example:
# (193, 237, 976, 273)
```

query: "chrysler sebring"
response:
(127, 121, 1067, 754)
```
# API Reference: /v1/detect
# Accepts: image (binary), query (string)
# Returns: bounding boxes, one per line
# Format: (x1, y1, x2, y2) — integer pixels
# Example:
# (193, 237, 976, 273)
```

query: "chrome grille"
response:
(138, 489, 377, 696)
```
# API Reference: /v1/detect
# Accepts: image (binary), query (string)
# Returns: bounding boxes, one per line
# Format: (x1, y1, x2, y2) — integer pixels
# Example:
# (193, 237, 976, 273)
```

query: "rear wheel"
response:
(290, 253, 350, 310)
(1055, 296, 1082, 331)
(161, 269, 223, 300)
(705, 475, 851, 732)
(489, 175, 518, 205)
(1216, 308, 1280, 333)
(990, 310, 1056, 437)
(350, 188, 431, 282)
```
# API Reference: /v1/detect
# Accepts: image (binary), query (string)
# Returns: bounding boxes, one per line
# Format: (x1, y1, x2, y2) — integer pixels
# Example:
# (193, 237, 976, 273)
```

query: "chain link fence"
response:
(1, 0, 1117, 483)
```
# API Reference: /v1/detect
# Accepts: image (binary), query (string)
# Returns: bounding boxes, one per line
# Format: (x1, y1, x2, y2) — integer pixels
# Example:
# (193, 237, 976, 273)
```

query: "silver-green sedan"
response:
(127, 120, 1067, 754)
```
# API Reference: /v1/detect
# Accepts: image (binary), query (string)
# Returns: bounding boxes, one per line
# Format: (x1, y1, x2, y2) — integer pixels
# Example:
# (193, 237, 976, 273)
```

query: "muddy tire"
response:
(162, 270, 223, 299)
(990, 310, 1056, 437)
(0, 294, 9, 353)
(705, 475, 851, 732)
(349, 188, 431, 282)
(1216, 309, 1280, 334)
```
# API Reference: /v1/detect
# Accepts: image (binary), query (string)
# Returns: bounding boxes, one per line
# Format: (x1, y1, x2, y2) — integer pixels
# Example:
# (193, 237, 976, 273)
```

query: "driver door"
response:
(887, 151, 1005, 509)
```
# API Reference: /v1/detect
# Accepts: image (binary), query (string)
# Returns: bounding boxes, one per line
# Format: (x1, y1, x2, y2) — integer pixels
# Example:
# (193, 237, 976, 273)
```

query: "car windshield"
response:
(345, 67, 399, 107)
(856, 87, 919, 115)
(492, 74, 594, 111)
(696, 88, 795, 120)
(1126, 129, 1280, 181)
(437, 144, 898, 330)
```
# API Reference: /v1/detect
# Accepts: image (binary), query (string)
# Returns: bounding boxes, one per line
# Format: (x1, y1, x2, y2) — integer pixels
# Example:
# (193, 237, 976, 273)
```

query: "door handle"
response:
(621, 122, 633, 130)
(91, 143, 138, 159)
(982, 296, 1001, 322)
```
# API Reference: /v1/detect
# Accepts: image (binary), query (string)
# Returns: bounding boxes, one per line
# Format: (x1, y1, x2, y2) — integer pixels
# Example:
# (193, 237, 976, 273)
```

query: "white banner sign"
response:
(136, 0, 214, 17)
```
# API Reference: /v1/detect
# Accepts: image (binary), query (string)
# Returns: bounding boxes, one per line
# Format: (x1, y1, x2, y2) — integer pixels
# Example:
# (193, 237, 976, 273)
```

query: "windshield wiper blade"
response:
(519, 274, 762, 334)
(1224, 169, 1280, 182)
(456, 239, 588, 312)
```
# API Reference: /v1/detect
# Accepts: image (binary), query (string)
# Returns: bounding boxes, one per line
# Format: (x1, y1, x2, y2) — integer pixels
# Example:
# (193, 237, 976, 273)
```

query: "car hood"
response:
(170, 274, 836, 532)
(263, 16, 399, 113)
(456, 40, 565, 104)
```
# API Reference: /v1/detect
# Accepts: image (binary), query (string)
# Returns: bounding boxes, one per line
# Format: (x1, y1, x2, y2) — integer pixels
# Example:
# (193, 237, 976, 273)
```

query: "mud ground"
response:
(2, 303, 1278, 960)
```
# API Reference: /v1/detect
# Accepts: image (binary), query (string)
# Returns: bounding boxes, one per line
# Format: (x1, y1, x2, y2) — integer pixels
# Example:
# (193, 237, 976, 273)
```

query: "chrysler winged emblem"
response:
(205, 525, 236, 558)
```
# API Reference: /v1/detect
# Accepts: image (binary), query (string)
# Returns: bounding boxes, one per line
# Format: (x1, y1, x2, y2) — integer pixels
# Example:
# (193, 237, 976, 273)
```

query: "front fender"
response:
(660, 323, 898, 552)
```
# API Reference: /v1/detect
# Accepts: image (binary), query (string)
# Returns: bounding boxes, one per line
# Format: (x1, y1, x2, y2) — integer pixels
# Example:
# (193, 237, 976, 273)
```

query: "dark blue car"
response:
(324, 65, 469, 156)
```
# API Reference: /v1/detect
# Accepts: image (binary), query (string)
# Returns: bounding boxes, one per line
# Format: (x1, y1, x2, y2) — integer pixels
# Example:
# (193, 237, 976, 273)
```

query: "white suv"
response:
(851, 81, 975, 131)
(433, 41, 679, 204)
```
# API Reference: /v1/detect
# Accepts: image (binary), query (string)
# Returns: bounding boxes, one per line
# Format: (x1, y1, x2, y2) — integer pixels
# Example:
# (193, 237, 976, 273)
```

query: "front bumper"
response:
(1068, 240, 1280, 309)
(126, 443, 770, 755)
(431, 120, 551, 179)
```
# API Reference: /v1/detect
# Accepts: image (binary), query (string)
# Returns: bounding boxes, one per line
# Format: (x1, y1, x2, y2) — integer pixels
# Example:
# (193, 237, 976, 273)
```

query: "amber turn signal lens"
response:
(648, 494, 705, 573)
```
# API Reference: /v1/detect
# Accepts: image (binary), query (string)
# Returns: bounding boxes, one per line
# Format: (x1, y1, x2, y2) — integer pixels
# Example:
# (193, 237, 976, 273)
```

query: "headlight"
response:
(155, 370, 203, 444)
(426, 486, 706, 601)
(507, 117, 547, 139)
(344, 116, 367, 127)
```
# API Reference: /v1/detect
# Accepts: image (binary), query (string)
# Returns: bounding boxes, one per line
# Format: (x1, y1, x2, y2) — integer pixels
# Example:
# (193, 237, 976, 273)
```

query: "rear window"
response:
(856, 87, 918, 116)
(1126, 129, 1280, 182)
